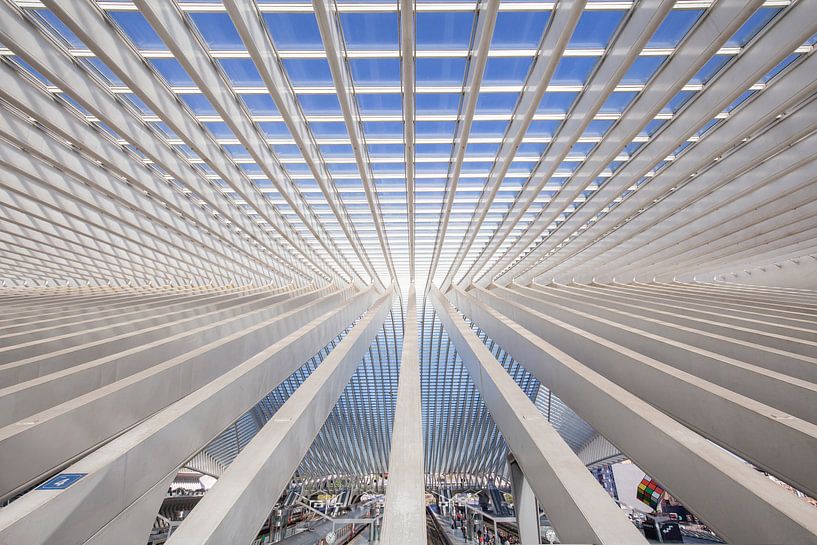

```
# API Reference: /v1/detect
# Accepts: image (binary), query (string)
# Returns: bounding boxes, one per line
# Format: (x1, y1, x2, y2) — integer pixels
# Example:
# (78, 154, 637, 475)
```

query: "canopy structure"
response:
(1, 1, 817, 544)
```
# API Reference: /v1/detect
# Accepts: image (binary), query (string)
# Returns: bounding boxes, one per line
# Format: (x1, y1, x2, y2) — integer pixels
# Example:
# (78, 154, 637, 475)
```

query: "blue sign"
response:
(36, 473, 87, 490)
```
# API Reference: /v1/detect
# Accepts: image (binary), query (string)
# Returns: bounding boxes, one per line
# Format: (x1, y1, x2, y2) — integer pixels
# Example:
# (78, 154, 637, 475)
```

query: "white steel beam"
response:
(485, 0, 766, 285)
(0, 286, 378, 545)
(431, 285, 647, 545)
(449, 285, 817, 544)
(439, 0, 586, 291)
(313, 0, 400, 286)
(505, 283, 817, 424)
(164, 287, 393, 545)
(380, 284, 426, 545)
(121, 0, 368, 286)
(0, 284, 345, 499)
(0, 1, 325, 285)
(424, 0, 499, 288)
(0, 63, 290, 286)
(471, 285, 817, 497)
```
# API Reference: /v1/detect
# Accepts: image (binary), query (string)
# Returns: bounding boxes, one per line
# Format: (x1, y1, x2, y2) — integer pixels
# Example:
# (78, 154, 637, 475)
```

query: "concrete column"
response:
(380, 284, 427, 545)
(508, 455, 540, 545)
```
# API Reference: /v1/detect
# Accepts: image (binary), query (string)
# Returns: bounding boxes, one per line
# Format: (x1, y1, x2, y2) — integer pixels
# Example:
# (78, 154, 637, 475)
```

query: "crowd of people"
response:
(449, 511, 519, 544)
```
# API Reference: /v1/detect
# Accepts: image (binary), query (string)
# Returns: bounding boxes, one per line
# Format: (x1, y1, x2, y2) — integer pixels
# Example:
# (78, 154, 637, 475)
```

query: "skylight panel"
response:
(476, 92, 519, 114)
(363, 121, 404, 136)
(189, 12, 246, 50)
(646, 9, 703, 49)
(204, 121, 237, 138)
(257, 121, 292, 137)
(416, 121, 457, 138)
(662, 90, 695, 114)
(261, 13, 324, 51)
(122, 93, 155, 115)
(223, 144, 252, 159)
(310, 121, 350, 138)
(109, 11, 167, 50)
(568, 10, 625, 49)
(349, 58, 401, 84)
(150, 58, 195, 86)
(639, 118, 666, 137)
(31, 9, 84, 48)
(483, 57, 534, 84)
(527, 119, 561, 137)
(551, 56, 598, 85)
(7, 57, 52, 86)
(760, 53, 800, 83)
(357, 93, 403, 114)
(241, 94, 280, 115)
(219, 59, 265, 86)
(273, 143, 302, 157)
(283, 58, 334, 85)
(416, 58, 468, 86)
(599, 91, 636, 113)
(537, 92, 578, 114)
(416, 143, 454, 156)
(726, 7, 781, 48)
(690, 55, 730, 85)
(340, 13, 399, 50)
(490, 11, 550, 49)
(417, 93, 460, 115)
(466, 143, 501, 155)
(79, 57, 122, 86)
(416, 12, 475, 50)
(470, 120, 510, 137)
(298, 94, 343, 114)
(368, 144, 405, 157)
(517, 142, 546, 155)
(619, 56, 665, 85)
(725, 89, 756, 112)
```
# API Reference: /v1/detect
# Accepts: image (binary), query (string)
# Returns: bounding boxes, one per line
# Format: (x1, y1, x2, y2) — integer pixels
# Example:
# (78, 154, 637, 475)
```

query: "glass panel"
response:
(416, 94, 461, 115)
(620, 56, 666, 85)
(150, 58, 194, 86)
(568, 11, 625, 49)
(32, 9, 84, 48)
(219, 59, 264, 86)
(551, 57, 597, 85)
(491, 12, 550, 49)
(263, 13, 324, 50)
(340, 13, 399, 50)
(476, 93, 519, 114)
(416, 58, 467, 85)
(726, 7, 781, 48)
(599, 91, 636, 113)
(110, 11, 166, 50)
(283, 59, 334, 85)
(691, 55, 730, 85)
(356, 94, 402, 114)
(189, 13, 244, 50)
(537, 92, 578, 114)
(647, 10, 703, 48)
(416, 13, 474, 50)
(349, 59, 401, 85)
(242, 95, 280, 115)
(483, 57, 534, 84)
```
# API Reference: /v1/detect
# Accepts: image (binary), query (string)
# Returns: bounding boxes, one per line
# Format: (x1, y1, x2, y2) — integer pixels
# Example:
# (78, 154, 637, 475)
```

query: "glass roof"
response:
(0, 0, 810, 480)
